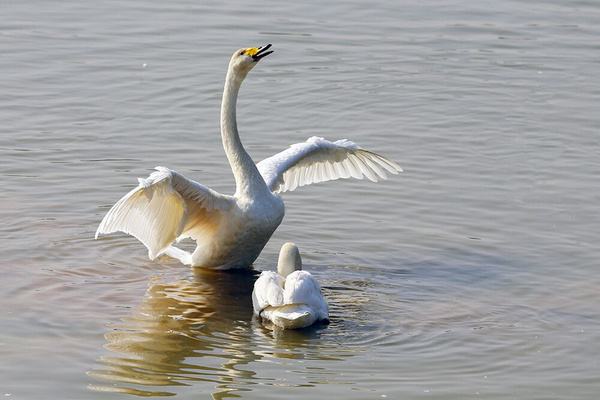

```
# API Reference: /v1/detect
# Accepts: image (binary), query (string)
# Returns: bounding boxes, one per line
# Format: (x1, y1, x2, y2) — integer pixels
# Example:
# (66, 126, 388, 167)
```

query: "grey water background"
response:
(1, 0, 599, 398)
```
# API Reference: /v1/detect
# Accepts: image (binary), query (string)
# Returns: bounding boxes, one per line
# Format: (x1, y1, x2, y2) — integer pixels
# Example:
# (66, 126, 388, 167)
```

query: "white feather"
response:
(252, 269, 329, 329)
(259, 304, 315, 330)
(252, 271, 285, 315)
(284, 271, 329, 321)
(96, 167, 233, 260)
(257, 136, 402, 193)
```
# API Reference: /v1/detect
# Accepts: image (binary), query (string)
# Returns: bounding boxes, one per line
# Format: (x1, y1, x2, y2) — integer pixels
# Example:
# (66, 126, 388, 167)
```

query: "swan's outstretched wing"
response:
(284, 271, 329, 321)
(256, 136, 402, 193)
(96, 166, 234, 259)
(252, 271, 285, 316)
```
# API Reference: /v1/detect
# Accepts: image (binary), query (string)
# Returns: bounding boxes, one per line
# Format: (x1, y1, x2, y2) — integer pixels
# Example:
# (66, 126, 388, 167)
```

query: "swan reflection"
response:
(89, 269, 356, 398)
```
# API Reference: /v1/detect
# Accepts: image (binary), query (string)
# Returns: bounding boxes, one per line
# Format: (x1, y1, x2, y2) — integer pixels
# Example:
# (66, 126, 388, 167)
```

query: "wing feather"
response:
(284, 271, 329, 321)
(257, 136, 402, 193)
(252, 271, 285, 316)
(96, 167, 233, 259)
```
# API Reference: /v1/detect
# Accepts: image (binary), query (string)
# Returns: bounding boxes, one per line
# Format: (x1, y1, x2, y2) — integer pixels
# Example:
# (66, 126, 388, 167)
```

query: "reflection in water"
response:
(253, 320, 335, 361)
(88, 270, 260, 397)
(88, 270, 359, 398)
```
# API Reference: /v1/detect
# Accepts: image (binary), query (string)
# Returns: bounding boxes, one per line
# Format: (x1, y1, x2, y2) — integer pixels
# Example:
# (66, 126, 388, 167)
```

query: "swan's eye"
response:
(239, 51, 245, 56)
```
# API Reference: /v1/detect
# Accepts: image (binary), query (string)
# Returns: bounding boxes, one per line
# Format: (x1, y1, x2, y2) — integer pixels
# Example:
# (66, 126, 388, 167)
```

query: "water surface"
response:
(1, 0, 599, 399)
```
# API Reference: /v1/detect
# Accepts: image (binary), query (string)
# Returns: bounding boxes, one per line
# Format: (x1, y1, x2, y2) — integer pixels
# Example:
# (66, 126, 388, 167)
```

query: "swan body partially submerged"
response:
(253, 243, 329, 329)
(96, 45, 401, 269)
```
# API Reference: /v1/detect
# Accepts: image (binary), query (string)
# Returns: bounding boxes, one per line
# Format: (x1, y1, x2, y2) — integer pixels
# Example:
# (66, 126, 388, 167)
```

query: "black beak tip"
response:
(253, 44, 274, 61)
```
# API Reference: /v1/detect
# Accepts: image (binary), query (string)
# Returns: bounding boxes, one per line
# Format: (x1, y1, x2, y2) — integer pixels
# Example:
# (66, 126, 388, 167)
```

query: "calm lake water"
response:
(1, 0, 599, 399)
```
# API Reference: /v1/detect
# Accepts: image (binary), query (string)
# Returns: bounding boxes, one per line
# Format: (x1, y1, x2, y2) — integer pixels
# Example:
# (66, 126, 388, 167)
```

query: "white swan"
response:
(252, 242, 328, 329)
(96, 45, 401, 269)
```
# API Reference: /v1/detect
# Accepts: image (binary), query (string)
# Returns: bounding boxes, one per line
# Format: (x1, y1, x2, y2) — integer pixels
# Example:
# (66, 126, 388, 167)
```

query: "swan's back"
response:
(252, 269, 329, 329)
(284, 270, 329, 321)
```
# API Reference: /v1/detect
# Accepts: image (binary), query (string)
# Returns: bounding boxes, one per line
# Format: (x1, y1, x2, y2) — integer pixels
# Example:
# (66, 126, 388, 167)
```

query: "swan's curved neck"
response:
(221, 68, 269, 197)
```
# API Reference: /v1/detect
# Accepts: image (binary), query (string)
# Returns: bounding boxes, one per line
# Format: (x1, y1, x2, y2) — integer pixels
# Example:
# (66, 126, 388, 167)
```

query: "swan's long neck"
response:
(221, 68, 269, 197)
(277, 242, 302, 278)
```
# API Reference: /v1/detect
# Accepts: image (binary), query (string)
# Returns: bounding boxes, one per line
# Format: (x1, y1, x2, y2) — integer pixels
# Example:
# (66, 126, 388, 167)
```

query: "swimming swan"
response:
(96, 45, 401, 269)
(252, 242, 328, 329)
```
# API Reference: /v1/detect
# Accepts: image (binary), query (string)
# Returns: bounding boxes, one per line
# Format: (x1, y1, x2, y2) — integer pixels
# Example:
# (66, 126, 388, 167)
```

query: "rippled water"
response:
(1, 0, 599, 398)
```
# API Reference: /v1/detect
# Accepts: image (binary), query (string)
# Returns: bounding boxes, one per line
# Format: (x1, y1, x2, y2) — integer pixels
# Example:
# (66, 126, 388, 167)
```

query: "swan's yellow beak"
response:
(244, 44, 273, 61)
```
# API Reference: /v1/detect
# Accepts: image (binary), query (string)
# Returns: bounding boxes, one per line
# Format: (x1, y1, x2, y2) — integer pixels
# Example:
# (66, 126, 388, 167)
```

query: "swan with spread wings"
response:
(96, 45, 401, 269)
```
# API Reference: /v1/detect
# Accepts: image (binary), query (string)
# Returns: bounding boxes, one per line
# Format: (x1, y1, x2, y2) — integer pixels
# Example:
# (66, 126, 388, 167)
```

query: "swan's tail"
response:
(261, 304, 318, 329)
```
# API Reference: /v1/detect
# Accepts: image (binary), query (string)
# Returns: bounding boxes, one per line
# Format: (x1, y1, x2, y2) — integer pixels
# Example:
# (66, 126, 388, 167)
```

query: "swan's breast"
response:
(239, 193, 285, 227)
(192, 194, 284, 269)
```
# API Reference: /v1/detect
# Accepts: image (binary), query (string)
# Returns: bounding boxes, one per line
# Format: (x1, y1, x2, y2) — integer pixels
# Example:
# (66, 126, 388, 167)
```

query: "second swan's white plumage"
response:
(253, 242, 329, 329)
(95, 45, 402, 269)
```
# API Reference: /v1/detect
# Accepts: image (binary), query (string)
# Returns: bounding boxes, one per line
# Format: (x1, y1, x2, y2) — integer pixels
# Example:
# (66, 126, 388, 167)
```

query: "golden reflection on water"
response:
(88, 269, 350, 398)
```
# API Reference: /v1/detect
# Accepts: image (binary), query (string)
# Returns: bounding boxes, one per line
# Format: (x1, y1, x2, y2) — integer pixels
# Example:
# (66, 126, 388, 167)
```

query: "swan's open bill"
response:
(95, 45, 402, 269)
(252, 243, 329, 329)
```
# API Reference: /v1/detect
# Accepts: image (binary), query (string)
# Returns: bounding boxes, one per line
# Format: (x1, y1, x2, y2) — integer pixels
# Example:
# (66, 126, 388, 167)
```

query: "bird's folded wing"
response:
(95, 166, 233, 259)
(284, 271, 329, 320)
(252, 271, 285, 315)
(256, 136, 402, 193)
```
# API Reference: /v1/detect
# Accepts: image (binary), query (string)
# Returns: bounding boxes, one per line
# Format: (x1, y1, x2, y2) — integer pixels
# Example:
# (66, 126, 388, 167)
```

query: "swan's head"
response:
(277, 242, 302, 278)
(228, 44, 273, 78)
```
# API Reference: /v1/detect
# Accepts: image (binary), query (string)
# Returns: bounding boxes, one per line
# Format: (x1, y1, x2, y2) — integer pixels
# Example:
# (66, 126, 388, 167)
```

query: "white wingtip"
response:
(390, 159, 403, 173)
